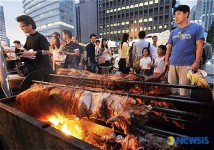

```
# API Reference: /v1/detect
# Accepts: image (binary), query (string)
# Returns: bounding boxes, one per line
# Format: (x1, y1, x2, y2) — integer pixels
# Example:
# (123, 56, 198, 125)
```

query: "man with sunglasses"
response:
(16, 15, 51, 73)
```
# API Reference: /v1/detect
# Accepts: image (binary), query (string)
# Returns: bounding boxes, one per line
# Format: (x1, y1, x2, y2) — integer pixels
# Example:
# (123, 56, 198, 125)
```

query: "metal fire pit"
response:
(0, 96, 99, 150)
(1, 70, 214, 149)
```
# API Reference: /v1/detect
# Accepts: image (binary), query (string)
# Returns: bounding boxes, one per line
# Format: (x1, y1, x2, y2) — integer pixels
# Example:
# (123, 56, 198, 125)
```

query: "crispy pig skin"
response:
(56, 68, 144, 81)
(16, 84, 74, 117)
(16, 83, 152, 134)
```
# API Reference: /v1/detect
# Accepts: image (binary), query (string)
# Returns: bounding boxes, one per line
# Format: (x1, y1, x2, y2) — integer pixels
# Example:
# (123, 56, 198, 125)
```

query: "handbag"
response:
(16, 61, 35, 77)
(17, 63, 30, 77)
(97, 56, 105, 64)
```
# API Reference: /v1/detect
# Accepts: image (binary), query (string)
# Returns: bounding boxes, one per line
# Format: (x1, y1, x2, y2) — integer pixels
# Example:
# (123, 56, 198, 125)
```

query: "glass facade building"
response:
(202, 0, 214, 31)
(98, 0, 175, 41)
(23, 0, 76, 39)
(0, 5, 10, 45)
(76, 0, 98, 43)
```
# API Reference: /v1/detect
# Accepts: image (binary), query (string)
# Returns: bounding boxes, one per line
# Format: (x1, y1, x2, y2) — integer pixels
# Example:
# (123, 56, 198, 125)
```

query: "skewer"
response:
(31, 80, 209, 107)
(48, 74, 209, 90)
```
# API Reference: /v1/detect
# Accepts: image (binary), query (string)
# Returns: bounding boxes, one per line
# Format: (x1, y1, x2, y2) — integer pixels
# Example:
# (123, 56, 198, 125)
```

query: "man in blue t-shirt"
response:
(165, 5, 204, 96)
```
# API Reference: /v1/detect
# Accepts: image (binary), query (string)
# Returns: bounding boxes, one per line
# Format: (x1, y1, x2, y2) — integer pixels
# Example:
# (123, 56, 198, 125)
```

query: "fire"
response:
(47, 113, 83, 139)
(61, 123, 72, 135)
(38, 113, 113, 148)
(48, 116, 62, 126)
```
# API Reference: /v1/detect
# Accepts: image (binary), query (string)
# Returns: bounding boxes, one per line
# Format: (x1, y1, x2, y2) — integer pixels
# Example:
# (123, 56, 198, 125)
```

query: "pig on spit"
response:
(16, 83, 152, 134)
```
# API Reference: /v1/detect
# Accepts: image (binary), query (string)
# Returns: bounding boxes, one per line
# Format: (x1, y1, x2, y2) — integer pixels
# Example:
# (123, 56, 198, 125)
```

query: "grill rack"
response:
(20, 70, 214, 148)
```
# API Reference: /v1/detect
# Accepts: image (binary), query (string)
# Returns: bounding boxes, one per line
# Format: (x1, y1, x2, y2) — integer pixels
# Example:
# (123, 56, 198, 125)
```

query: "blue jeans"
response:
(87, 61, 97, 73)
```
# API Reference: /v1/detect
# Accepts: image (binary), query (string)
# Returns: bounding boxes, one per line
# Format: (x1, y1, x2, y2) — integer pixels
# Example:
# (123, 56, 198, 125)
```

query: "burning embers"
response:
(44, 114, 83, 137)
(39, 113, 116, 148)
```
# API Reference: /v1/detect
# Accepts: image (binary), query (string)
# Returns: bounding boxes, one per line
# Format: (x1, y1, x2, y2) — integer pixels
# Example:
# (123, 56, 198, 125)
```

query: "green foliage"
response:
(207, 22, 214, 53)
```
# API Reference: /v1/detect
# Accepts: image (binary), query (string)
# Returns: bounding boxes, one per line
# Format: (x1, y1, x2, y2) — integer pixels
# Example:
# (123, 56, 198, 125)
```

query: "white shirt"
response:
(100, 48, 110, 61)
(154, 56, 165, 73)
(140, 57, 151, 69)
(150, 44, 158, 60)
(52, 45, 66, 62)
(95, 46, 100, 56)
(133, 39, 150, 58)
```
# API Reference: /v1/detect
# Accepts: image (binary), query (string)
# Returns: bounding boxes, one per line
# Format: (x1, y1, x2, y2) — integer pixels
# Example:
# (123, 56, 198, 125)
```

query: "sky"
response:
(0, 0, 26, 45)
(0, 0, 197, 46)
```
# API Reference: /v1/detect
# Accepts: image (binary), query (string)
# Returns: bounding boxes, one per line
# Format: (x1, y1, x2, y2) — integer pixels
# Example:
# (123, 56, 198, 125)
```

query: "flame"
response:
(38, 113, 114, 148)
(61, 123, 72, 135)
(46, 113, 83, 139)
(48, 116, 62, 126)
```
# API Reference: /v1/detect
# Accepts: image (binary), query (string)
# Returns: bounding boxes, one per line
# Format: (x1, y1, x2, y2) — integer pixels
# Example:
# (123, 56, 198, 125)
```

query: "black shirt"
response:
(23, 32, 50, 71)
(64, 41, 80, 67)
(86, 43, 96, 62)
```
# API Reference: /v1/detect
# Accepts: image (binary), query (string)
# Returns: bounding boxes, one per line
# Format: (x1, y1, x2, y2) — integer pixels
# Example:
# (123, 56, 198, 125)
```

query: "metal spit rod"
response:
(32, 80, 209, 106)
(127, 93, 209, 106)
(142, 125, 189, 138)
(31, 80, 202, 120)
(48, 74, 208, 90)
(41, 75, 211, 105)
(152, 107, 200, 119)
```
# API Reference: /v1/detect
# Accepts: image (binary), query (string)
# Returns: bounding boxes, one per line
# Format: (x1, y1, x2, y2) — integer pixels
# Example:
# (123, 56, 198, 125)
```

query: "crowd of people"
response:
(118, 31, 167, 79)
(1, 5, 213, 96)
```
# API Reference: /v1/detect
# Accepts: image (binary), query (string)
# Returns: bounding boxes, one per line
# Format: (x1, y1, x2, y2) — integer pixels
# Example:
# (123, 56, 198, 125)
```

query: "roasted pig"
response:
(16, 83, 152, 134)
(56, 68, 144, 81)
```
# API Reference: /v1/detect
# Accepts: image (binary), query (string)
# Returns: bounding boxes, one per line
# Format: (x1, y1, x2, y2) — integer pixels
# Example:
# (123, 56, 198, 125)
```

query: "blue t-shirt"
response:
(167, 23, 204, 66)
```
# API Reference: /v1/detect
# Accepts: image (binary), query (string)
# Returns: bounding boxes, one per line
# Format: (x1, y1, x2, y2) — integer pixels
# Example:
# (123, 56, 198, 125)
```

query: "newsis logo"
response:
(167, 136, 209, 145)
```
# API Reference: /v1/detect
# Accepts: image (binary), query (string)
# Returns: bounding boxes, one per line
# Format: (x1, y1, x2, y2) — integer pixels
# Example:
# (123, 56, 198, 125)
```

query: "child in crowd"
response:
(153, 45, 166, 81)
(140, 47, 152, 76)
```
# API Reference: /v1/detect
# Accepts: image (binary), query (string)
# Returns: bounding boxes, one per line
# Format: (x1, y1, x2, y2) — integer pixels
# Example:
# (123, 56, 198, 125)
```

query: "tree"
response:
(206, 22, 214, 53)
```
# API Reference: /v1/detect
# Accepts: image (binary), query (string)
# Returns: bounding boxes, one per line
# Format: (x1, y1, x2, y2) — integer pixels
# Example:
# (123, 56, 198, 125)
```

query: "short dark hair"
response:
(158, 45, 167, 55)
(142, 47, 150, 56)
(90, 34, 96, 39)
(138, 31, 146, 39)
(13, 40, 21, 44)
(96, 40, 100, 43)
(16, 15, 36, 29)
(52, 32, 60, 38)
(174, 5, 190, 18)
(152, 35, 158, 39)
(62, 30, 72, 38)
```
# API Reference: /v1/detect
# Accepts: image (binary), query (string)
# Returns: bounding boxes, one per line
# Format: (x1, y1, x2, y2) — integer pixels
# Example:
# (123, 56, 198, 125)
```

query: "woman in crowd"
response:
(98, 38, 111, 74)
(51, 32, 65, 46)
(152, 45, 166, 81)
(118, 33, 130, 74)
(140, 47, 152, 76)
(49, 36, 65, 71)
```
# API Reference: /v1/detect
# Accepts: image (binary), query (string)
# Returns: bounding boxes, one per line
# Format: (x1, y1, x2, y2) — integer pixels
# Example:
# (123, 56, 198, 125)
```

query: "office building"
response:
(202, 0, 214, 31)
(98, 0, 176, 41)
(76, 0, 98, 43)
(0, 5, 10, 46)
(23, 0, 76, 39)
